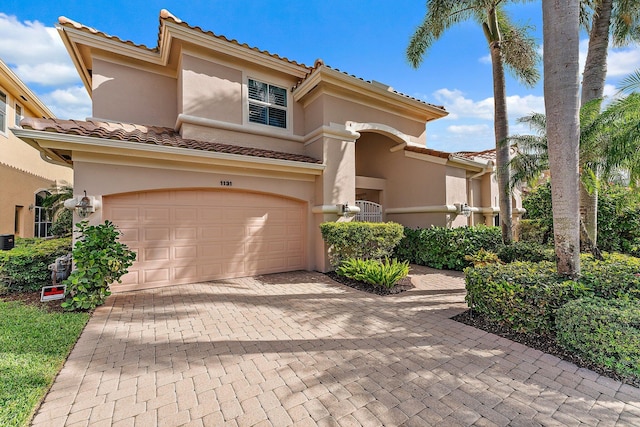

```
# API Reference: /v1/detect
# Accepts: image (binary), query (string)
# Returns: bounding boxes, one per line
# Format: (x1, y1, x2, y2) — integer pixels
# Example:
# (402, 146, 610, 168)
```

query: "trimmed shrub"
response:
(579, 253, 640, 299)
(465, 261, 589, 333)
(394, 226, 502, 271)
(496, 241, 555, 263)
(337, 258, 410, 289)
(465, 253, 640, 334)
(0, 237, 72, 292)
(319, 221, 404, 268)
(556, 297, 640, 377)
(62, 221, 136, 311)
(518, 219, 551, 245)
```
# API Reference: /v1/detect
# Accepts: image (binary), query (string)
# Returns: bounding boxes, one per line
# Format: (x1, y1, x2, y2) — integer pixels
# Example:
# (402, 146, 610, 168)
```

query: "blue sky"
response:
(1, 1, 639, 152)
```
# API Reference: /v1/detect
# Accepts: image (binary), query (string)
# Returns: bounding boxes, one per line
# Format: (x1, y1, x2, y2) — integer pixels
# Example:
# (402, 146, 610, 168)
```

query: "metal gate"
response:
(355, 200, 383, 222)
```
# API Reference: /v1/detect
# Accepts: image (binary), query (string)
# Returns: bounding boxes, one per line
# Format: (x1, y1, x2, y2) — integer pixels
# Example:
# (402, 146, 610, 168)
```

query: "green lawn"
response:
(0, 300, 89, 427)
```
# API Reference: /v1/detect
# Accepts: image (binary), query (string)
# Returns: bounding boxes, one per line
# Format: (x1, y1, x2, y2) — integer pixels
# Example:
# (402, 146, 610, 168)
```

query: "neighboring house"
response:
(0, 58, 73, 239)
(15, 10, 521, 291)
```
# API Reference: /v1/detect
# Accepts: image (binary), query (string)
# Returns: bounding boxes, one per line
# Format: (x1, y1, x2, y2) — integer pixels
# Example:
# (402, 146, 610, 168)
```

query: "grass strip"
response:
(0, 300, 89, 427)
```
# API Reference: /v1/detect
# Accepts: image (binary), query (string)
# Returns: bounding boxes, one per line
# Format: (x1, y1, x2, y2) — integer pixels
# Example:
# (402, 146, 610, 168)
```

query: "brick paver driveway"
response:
(33, 266, 640, 426)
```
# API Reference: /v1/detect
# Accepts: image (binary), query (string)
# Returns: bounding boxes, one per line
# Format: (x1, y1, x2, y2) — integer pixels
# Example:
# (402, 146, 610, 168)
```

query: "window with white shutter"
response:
(0, 91, 6, 134)
(248, 79, 287, 129)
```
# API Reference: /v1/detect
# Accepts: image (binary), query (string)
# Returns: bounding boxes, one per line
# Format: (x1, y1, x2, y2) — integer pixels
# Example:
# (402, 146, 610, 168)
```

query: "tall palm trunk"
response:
(491, 42, 512, 244)
(486, 7, 512, 244)
(543, 0, 581, 276)
(580, 0, 613, 248)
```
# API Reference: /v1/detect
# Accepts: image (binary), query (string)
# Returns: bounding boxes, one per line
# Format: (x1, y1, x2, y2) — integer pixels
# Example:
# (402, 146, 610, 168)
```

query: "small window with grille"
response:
(248, 79, 287, 129)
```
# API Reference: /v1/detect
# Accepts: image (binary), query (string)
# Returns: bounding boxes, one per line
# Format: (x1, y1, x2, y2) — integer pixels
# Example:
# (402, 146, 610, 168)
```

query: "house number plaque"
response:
(220, 180, 233, 186)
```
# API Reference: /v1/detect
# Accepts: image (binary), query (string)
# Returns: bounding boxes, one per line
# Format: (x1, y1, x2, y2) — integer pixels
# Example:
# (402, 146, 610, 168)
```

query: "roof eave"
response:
(293, 66, 448, 120)
(12, 128, 325, 175)
(0, 60, 56, 118)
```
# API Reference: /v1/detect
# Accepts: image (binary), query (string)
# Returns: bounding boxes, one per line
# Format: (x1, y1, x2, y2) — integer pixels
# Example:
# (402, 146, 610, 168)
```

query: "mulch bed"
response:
(1, 291, 66, 313)
(325, 271, 414, 296)
(452, 309, 640, 388)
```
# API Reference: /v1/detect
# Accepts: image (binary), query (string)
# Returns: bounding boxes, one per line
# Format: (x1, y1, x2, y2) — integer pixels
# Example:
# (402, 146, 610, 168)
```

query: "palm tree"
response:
(41, 184, 73, 221)
(510, 94, 640, 192)
(579, 0, 640, 247)
(543, 0, 581, 276)
(406, 0, 539, 244)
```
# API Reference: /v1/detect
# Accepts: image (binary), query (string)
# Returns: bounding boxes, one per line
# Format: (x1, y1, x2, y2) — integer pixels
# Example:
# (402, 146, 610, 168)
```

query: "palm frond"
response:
(618, 69, 640, 95)
(497, 10, 541, 87)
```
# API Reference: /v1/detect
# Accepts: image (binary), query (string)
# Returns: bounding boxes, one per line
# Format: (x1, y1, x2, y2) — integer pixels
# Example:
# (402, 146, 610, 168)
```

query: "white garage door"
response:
(103, 189, 306, 291)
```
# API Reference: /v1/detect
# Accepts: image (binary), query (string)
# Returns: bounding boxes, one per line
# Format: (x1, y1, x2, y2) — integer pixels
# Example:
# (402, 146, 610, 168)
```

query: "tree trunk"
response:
(579, 0, 613, 248)
(543, 0, 581, 277)
(488, 13, 512, 245)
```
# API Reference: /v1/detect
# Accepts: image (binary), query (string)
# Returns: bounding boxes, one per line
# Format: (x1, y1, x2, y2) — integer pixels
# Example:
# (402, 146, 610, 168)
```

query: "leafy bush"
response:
(50, 209, 73, 237)
(394, 226, 502, 271)
(518, 219, 551, 244)
(319, 221, 404, 267)
(523, 181, 640, 255)
(0, 237, 72, 292)
(337, 258, 410, 288)
(496, 241, 555, 263)
(464, 249, 503, 267)
(556, 297, 640, 378)
(579, 253, 640, 299)
(465, 261, 589, 333)
(62, 221, 136, 311)
(465, 253, 640, 334)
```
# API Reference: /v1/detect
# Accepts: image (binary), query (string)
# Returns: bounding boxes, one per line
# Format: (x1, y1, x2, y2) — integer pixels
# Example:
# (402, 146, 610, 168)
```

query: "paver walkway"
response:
(32, 266, 640, 426)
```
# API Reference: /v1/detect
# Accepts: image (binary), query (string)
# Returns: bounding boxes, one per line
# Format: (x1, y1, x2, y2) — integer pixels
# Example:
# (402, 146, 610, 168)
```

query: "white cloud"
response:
(40, 86, 92, 120)
(479, 54, 491, 64)
(447, 124, 491, 135)
(430, 88, 544, 122)
(0, 13, 79, 86)
(607, 46, 640, 77)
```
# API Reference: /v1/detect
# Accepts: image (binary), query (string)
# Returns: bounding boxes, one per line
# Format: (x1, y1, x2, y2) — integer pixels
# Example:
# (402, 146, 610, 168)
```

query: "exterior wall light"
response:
(458, 203, 472, 218)
(75, 190, 94, 218)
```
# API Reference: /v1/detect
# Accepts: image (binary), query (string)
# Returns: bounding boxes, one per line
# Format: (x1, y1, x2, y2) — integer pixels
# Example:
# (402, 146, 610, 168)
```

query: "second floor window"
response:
(248, 79, 287, 129)
(0, 91, 6, 134)
(15, 104, 22, 128)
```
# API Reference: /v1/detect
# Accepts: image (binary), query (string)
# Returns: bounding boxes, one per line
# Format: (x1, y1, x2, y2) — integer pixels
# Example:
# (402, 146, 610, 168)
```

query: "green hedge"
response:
(0, 237, 72, 293)
(319, 221, 404, 268)
(496, 241, 555, 263)
(465, 253, 640, 334)
(556, 297, 640, 378)
(465, 261, 589, 333)
(394, 226, 502, 271)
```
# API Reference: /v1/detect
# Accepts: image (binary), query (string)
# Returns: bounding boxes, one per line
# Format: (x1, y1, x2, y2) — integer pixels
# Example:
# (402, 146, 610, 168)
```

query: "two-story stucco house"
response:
(0, 58, 73, 239)
(15, 10, 520, 291)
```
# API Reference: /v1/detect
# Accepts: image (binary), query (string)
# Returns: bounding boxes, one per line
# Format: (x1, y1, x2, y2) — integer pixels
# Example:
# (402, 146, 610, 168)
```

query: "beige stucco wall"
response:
(315, 94, 427, 143)
(92, 58, 177, 127)
(0, 79, 72, 238)
(72, 157, 321, 271)
(0, 164, 54, 237)
(180, 54, 242, 124)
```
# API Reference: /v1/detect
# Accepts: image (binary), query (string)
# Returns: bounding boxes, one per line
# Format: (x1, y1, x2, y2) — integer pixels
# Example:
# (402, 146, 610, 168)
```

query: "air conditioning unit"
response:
(0, 234, 15, 251)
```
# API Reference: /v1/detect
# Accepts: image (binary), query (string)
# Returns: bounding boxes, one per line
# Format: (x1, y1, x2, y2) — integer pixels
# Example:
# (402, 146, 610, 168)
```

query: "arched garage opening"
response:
(103, 188, 307, 291)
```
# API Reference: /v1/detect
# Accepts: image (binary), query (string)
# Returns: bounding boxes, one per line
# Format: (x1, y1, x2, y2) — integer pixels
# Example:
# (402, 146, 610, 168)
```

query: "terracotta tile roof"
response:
(58, 10, 312, 71)
(58, 10, 444, 112)
(403, 144, 451, 159)
(455, 148, 497, 161)
(20, 117, 322, 164)
(294, 59, 447, 112)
